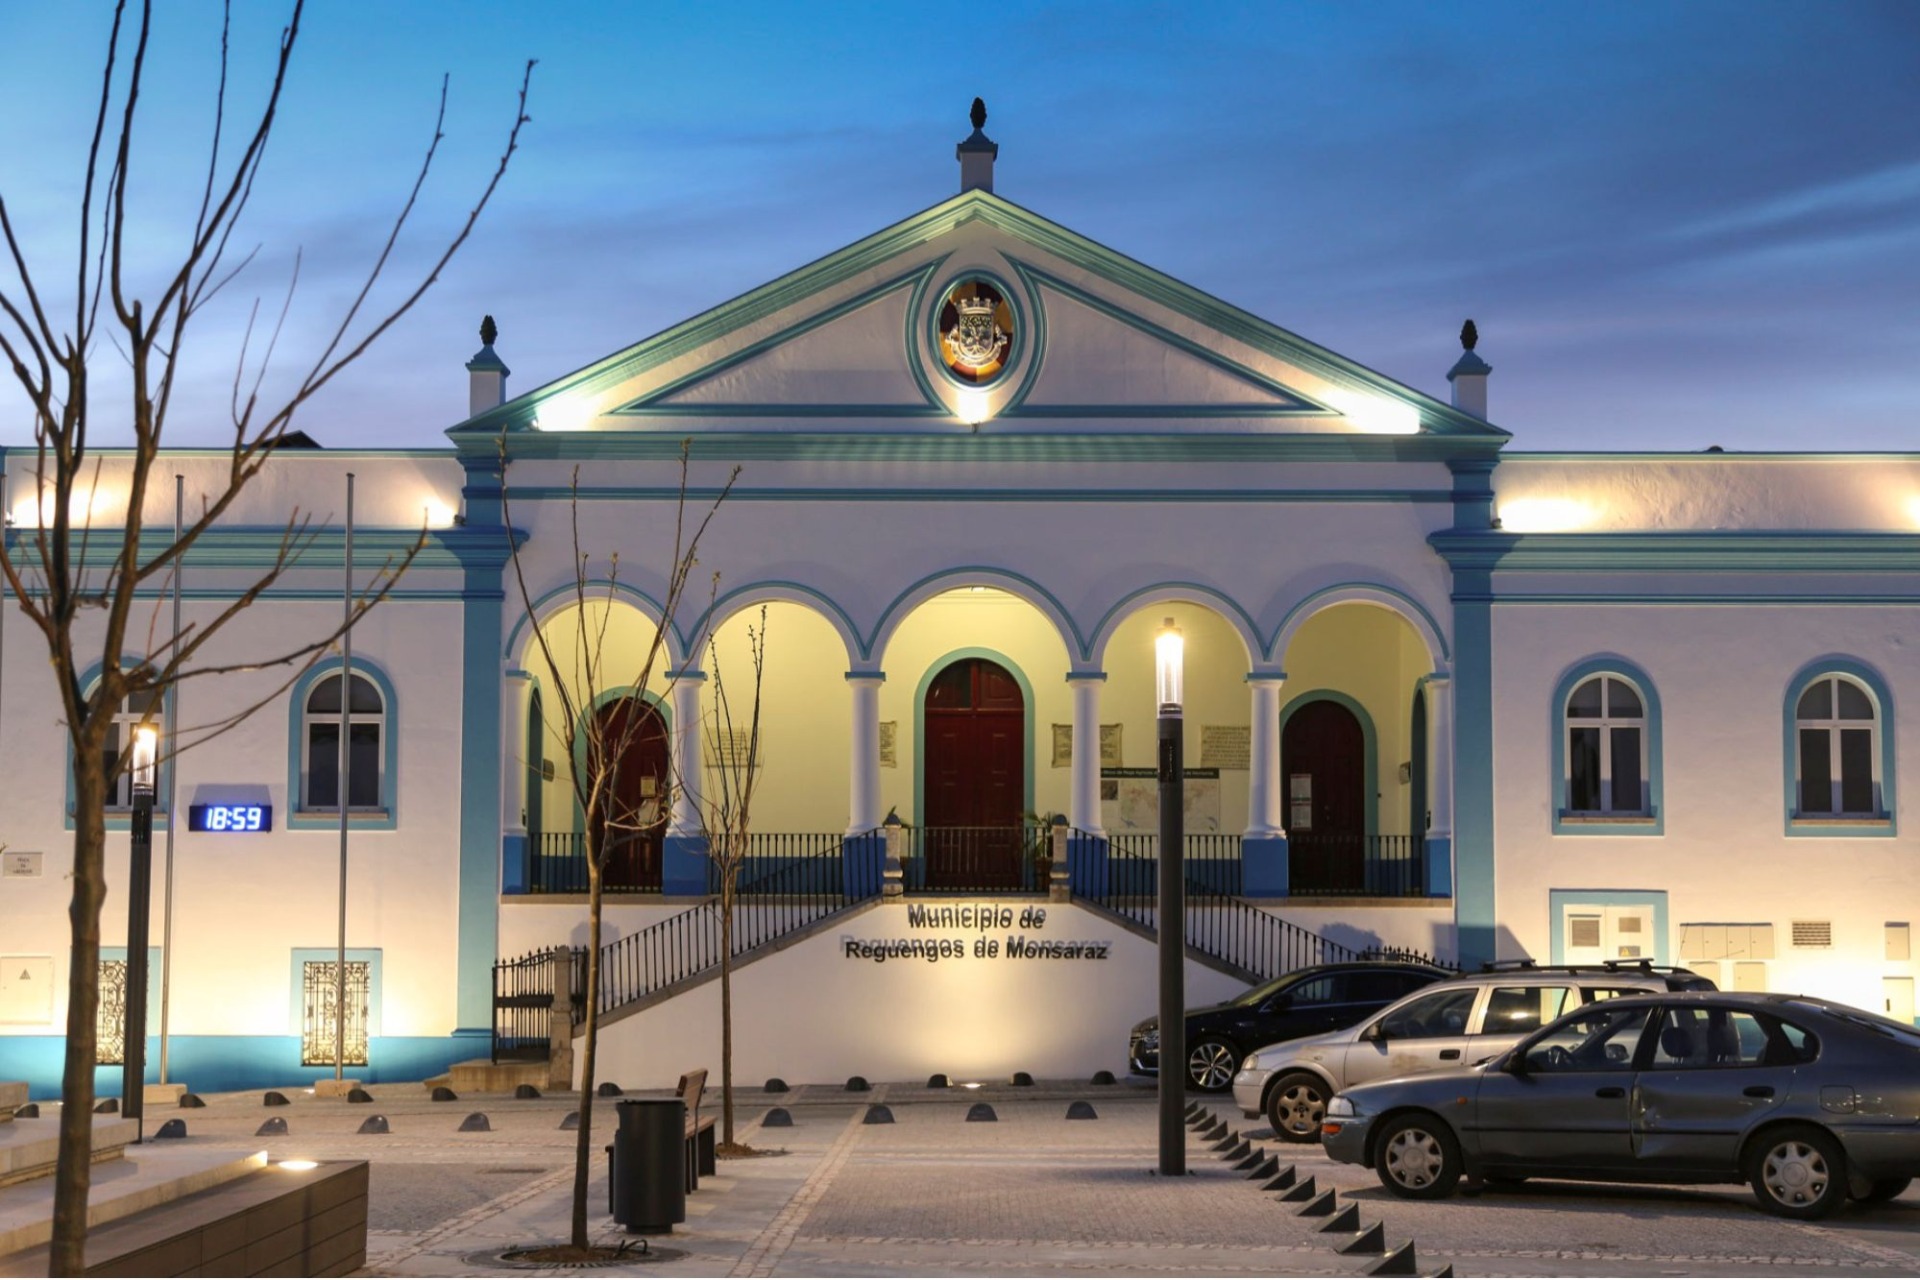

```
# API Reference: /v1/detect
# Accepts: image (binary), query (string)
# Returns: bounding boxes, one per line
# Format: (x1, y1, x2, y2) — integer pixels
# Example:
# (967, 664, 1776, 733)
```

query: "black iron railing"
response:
(1288, 833, 1425, 897)
(491, 948, 565, 1063)
(526, 830, 665, 895)
(902, 824, 1048, 894)
(1069, 829, 1445, 980)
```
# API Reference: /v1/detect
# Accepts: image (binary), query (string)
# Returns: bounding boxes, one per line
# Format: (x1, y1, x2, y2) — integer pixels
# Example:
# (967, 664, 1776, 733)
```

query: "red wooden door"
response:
(923, 658, 1025, 888)
(589, 697, 669, 890)
(1281, 700, 1366, 892)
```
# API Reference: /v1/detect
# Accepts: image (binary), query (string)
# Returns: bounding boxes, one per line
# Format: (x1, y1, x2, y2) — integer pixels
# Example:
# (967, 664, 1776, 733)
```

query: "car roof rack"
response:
(1476, 959, 1697, 976)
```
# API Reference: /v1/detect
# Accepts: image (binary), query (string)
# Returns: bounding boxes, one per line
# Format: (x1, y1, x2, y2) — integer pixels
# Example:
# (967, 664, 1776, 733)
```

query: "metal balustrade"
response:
(901, 824, 1050, 894)
(526, 830, 664, 895)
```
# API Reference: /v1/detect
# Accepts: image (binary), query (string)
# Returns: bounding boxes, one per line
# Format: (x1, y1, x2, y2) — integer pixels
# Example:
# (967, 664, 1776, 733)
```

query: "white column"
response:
(501, 669, 532, 839)
(846, 673, 885, 835)
(1245, 672, 1286, 838)
(1425, 674, 1454, 844)
(1067, 672, 1106, 835)
(669, 670, 707, 837)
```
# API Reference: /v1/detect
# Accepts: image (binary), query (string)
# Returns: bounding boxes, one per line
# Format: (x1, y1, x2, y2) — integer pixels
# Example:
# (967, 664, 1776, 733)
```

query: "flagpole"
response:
(159, 474, 182, 1083)
(335, 473, 354, 1080)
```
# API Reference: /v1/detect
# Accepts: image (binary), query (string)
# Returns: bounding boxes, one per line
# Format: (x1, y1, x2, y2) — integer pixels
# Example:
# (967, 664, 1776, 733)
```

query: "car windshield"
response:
(1787, 1000, 1920, 1049)
(1232, 974, 1298, 1007)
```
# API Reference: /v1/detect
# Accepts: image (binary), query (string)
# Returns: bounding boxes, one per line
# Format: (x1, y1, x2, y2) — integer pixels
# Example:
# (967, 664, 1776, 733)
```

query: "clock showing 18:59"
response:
(187, 803, 274, 833)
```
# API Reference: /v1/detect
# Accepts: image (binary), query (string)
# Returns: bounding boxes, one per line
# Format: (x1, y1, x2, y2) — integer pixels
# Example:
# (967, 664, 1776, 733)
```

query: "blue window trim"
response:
(288, 948, 383, 1040)
(287, 658, 400, 830)
(1549, 658, 1664, 836)
(1547, 890, 1670, 965)
(912, 648, 1036, 825)
(65, 658, 173, 832)
(1277, 689, 1379, 839)
(1782, 658, 1897, 838)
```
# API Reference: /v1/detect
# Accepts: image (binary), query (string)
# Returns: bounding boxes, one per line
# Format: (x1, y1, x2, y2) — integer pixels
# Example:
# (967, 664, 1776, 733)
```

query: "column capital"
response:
(1423, 671, 1453, 691)
(1065, 670, 1107, 683)
(844, 670, 886, 685)
(1244, 669, 1288, 684)
(666, 667, 707, 682)
(504, 667, 533, 684)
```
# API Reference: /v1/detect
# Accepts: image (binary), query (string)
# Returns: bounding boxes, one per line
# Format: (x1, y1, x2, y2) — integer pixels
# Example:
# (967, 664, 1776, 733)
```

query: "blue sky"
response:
(2, 1, 1915, 451)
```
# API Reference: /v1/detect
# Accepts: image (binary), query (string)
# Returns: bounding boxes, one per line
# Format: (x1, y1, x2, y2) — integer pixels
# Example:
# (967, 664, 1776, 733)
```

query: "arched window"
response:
(1793, 674, 1882, 819)
(301, 672, 385, 811)
(1565, 675, 1648, 816)
(102, 687, 165, 809)
(1552, 660, 1662, 834)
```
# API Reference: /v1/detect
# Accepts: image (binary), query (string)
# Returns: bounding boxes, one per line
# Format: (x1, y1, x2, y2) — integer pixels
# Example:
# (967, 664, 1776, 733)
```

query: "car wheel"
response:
(1746, 1125, 1848, 1219)
(1374, 1113, 1463, 1200)
(1265, 1071, 1329, 1143)
(1856, 1176, 1911, 1204)
(1185, 1038, 1239, 1093)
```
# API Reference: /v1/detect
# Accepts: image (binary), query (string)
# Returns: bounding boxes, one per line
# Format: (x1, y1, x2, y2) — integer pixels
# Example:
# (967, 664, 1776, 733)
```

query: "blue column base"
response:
(662, 835, 709, 896)
(842, 833, 884, 901)
(1424, 836, 1452, 898)
(1066, 833, 1110, 898)
(501, 832, 530, 894)
(1241, 835, 1290, 898)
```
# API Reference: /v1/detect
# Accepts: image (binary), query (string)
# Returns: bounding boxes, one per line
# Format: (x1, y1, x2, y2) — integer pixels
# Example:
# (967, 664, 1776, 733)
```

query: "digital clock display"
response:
(187, 804, 273, 833)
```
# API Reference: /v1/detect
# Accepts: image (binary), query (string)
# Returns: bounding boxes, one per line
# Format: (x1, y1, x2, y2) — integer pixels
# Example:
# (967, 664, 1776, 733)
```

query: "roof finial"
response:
(970, 97, 987, 131)
(480, 314, 499, 347)
(1460, 318, 1478, 352)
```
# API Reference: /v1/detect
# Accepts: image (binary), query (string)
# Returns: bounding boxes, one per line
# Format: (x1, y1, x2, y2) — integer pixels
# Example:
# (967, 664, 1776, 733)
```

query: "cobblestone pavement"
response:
(110, 1081, 1919, 1276)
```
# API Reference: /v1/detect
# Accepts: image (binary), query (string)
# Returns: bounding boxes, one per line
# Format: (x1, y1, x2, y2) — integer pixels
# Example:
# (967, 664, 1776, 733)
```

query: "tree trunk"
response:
(570, 843, 603, 1250)
(51, 745, 111, 1276)
(720, 872, 733, 1146)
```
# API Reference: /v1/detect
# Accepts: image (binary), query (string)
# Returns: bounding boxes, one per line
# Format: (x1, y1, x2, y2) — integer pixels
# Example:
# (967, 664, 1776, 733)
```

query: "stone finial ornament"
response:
(970, 97, 987, 130)
(1460, 318, 1478, 351)
(480, 314, 499, 347)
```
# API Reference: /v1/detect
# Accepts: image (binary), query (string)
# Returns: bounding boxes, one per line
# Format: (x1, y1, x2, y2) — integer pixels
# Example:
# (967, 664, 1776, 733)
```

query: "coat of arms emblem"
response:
(937, 280, 1013, 384)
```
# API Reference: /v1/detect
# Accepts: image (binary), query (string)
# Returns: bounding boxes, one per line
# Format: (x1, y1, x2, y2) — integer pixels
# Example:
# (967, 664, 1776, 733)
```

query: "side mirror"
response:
(1502, 1051, 1529, 1075)
(1362, 1022, 1389, 1043)
(1263, 994, 1292, 1014)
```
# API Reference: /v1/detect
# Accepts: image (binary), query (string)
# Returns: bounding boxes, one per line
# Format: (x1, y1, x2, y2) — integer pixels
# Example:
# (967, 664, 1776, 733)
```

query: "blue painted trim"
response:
(911, 647, 1036, 825)
(1085, 582, 1264, 671)
(457, 566, 504, 1030)
(288, 948, 383, 1042)
(1241, 834, 1290, 898)
(0, 1035, 474, 1099)
(66, 656, 173, 832)
(1278, 690, 1379, 840)
(1432, 529, 1920, 574)
(688, 580, 863, 672)
(1451, 570, 1497, 968)
(501, 577, 683, 665)
(1424, 837, 1453, 899)
(1549, 659, 1665, 837)
(868, 567, 1086, 666)
(493, 485, 1455, 505)
(6, 527, 523, 573)
(661, 834, 709, 897)
(1782, 658, 1898, 838)
(1270, 583, 1451, 665)
(285, 658, 400, 830)
(502, 832, 530, 894)
(1547, 890, 1670, 965)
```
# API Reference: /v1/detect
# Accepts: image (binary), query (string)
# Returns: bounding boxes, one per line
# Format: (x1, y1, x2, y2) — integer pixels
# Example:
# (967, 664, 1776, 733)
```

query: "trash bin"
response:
(608, 1098, 686, 1233)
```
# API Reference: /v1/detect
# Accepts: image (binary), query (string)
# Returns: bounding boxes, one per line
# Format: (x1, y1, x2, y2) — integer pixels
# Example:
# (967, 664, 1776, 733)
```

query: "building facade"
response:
(2, 132, 1915, 1094)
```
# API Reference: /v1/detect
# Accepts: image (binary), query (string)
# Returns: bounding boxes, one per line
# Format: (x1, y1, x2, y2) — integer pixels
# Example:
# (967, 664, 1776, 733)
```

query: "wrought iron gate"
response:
(96, 960, 127, 1065)
(301, 960, 370, 1066)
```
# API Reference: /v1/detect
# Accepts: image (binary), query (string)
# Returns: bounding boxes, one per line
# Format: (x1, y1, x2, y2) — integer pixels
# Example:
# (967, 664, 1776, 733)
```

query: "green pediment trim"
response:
(448, 189, 1509, 441)
(611, 262, 948, 418)
(464, 429, 1502, 465)
(1430, 530, 1920, 573)
(3, 525, 526, 572)
(1002, 259, 1325, 418)
(500, 484, 1453, 504)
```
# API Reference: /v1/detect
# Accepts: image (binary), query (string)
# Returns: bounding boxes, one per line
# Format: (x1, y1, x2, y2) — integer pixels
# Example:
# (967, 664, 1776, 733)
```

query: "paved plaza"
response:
(73, 1080, 1920, 1277)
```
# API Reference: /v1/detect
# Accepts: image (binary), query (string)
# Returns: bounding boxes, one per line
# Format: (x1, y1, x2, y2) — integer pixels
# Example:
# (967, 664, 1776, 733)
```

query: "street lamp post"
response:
(122, 722, 158, 1142)
(1154, 618, 1185, 1176)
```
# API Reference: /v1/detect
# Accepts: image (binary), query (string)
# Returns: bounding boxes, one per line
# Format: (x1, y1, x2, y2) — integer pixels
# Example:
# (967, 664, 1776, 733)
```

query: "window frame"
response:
(1550, 659, 1663, 836)
(1782, 659, 1896, 838)
(287, 658, 399, 830)
(65, 662, 172, 831)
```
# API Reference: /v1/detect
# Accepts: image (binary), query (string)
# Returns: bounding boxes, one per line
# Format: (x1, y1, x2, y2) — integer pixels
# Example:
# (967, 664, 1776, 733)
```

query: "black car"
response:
(1130, 961, 1453, 1092)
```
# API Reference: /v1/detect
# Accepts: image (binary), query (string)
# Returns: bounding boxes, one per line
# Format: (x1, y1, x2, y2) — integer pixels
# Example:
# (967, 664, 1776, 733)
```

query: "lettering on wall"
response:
(1, 850, 42, 878)
(1049, 724, 1126, 768)
(1200, 725, 1250, 770)
(878, 721, 898, 768)
(841, 903, 1112, 963)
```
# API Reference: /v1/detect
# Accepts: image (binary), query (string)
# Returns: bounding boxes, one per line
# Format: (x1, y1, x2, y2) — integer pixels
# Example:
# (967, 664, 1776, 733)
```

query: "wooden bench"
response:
(677, 1069, 717, 1191)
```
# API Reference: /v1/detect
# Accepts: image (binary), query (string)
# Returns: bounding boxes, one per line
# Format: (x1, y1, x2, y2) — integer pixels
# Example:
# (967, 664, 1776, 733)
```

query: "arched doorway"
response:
(588, 696, 669, 891)
(922, 656, 1026, 889)
(1282, 698, 1366, 893)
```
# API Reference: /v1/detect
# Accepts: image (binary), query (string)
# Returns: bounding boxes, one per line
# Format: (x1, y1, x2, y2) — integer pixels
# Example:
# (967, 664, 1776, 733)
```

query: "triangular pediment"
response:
(452, 189, 1507, 443)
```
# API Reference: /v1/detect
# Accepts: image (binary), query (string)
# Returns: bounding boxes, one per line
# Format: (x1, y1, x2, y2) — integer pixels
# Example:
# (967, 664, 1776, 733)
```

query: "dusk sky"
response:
(1, 2, 1915, 452)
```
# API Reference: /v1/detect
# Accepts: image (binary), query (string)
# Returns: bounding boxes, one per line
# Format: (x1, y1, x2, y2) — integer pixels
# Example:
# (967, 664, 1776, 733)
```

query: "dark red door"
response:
(923, 658, 1025, 888)
(589, 697, 669, 890)
(1281, 699, 1366, 893)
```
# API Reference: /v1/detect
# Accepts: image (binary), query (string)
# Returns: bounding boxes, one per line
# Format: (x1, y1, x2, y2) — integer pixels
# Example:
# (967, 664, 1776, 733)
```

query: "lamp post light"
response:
(1154, 618, 1185, 1176)
(122, 721, 158, 1141)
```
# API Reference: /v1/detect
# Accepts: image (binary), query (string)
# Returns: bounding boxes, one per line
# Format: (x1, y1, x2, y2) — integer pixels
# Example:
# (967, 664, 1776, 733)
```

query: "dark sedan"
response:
(1130, 961, 1450, 1092)
(1320, 991, 1920, 1218)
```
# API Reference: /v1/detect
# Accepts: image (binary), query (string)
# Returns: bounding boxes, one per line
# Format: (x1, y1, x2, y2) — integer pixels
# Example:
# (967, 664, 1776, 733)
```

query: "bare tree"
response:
(0, 4, 531, 1271)
(698, 604, 767, 1151)
(501, 452, 737, 1252)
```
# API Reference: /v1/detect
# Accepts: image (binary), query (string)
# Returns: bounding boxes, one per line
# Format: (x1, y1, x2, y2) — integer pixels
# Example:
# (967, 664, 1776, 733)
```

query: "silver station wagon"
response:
(1320, 991, 1920, 1218)
(1233, 962, 1715, 1141)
